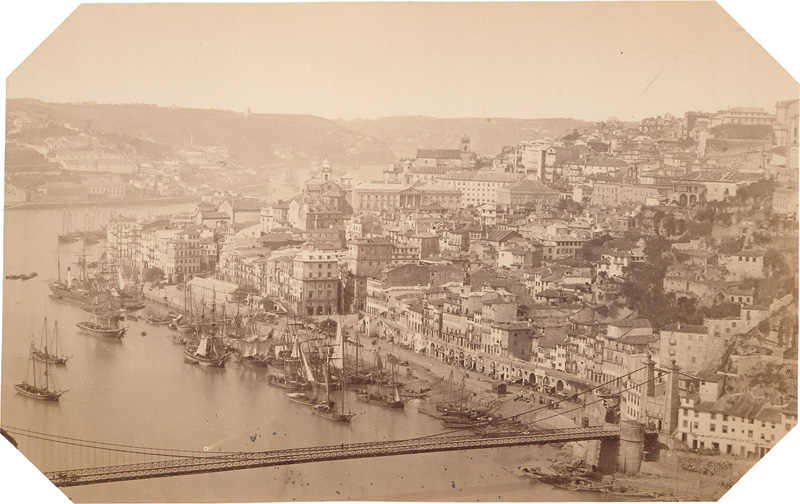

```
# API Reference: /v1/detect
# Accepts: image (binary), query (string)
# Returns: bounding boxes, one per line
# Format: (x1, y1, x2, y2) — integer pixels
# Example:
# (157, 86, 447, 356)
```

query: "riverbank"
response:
(4, 195, 202, 211)
(367, 336, 601, 429)
(506, 440, 758, 501)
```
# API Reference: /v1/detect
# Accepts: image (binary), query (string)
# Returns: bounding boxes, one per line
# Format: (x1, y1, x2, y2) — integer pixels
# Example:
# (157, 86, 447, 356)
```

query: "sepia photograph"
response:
(1, 1, 798, 502)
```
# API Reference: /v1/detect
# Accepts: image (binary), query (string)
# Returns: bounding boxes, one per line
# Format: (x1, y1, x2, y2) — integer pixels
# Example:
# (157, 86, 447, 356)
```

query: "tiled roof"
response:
(439, 171, 522, 183)
(662, 323, 707, 334)
(416, 149, 462, 160)
(502, 178, 559, 193)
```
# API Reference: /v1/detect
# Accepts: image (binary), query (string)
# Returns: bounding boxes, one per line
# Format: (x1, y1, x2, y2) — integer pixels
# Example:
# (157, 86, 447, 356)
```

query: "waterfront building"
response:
(676, 381, 796, 458)
(290, 250, 340, 316)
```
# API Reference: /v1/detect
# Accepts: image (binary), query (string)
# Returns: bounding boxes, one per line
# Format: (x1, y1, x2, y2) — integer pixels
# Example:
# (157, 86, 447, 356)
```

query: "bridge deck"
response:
(46, 426, 620, 487)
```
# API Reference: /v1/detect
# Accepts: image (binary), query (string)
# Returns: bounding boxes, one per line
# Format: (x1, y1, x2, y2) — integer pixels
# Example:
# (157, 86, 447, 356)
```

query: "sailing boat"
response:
(15, 342, 67, 401)
(267, 335, 308, 389)
(57, 207, 80, 244)
(312, 359, 355, 423)
(31, 318, 70, 365)
(356, 352, 406, 409)
(183, 323, 229, 367)
(76, 301, 127, 339)
(286, 341, 319, 406)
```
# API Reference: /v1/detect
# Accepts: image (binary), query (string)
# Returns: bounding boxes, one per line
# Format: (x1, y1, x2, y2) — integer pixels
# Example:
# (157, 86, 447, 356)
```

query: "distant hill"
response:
(338, 116, 592, 157)
(6, 100, 398, 167)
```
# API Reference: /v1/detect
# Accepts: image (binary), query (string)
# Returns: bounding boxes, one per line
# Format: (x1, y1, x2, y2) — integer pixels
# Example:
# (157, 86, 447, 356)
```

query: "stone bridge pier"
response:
(585, 420, 645, 475)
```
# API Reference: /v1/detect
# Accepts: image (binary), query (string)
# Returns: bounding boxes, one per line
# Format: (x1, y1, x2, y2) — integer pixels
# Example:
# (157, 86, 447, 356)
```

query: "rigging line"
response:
(403, 364, 652, 440)
(505, 364, 651, 421)
(402, 365, 664, 441)
(528, 369, 675, 428)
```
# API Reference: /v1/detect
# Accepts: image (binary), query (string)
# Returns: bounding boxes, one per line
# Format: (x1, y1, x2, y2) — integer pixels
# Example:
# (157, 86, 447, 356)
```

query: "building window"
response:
(748, 430, 753, 438)
(710, 424, 716, 432)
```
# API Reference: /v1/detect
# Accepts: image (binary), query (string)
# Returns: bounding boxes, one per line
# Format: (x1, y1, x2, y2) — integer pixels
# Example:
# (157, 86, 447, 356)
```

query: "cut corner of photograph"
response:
(1, 1, 798, 504)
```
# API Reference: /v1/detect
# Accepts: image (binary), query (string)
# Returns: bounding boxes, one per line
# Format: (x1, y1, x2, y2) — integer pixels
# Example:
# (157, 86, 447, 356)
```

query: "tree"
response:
(703, 302, 740, 319)
(764, 248, 790, 277)
(578, 234, 613, 262)
(652, 210, 665, 234)
(142, 267, 165, 283)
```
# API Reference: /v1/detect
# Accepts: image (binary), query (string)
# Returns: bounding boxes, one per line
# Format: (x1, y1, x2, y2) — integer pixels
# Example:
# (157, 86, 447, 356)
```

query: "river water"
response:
(2, 203, 612, 503)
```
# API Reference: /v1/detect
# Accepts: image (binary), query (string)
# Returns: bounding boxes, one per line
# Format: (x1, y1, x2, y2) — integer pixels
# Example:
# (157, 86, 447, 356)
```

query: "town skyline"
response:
(4, 2, 799, 122)
(3, 2, 799, 503)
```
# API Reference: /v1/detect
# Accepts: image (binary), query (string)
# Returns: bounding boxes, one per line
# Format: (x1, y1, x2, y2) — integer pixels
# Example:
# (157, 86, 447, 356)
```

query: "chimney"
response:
(66, 267, 73, 289)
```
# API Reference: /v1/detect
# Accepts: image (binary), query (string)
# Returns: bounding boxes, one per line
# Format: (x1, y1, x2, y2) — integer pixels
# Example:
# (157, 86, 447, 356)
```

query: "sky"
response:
(4, 1, 799, 122)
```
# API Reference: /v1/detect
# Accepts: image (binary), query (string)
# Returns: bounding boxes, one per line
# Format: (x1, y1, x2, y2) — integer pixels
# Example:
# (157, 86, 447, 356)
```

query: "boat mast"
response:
(29, 342, 38, 389)
(42, 317, 49, 359)
(54, 320, 63, 359)
(324, 360, 331, 405)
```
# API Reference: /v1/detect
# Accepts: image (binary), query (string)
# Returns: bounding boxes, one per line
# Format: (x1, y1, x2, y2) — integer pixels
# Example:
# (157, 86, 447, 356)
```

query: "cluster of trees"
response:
(735, 179, 775, 204)
(709, 124, 774, 141)
(557, 199, 583, 214)
(142, 267, 165, 283)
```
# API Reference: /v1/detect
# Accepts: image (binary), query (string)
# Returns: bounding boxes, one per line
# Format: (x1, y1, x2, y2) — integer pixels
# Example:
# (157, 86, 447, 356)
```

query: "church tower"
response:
(460, 134, 471, 153)
(321, 158, 331, 182)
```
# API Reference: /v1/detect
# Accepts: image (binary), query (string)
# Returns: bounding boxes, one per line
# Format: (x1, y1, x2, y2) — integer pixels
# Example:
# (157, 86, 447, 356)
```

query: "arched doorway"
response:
(689, 194, 697, 205)
(679, 193, 688, 206)
(528, 372, 537, 385)
(556, 379, 564, 391)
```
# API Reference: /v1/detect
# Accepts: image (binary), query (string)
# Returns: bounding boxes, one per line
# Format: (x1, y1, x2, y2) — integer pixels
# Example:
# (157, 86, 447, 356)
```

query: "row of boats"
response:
(5, 272, 38, 280)
(57, 207, 108, 245)
(260, 322, 421, 423)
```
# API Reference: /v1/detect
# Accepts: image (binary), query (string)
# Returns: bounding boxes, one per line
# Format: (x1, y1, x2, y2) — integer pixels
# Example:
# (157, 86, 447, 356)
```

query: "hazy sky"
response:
(5, 2, 799, 121)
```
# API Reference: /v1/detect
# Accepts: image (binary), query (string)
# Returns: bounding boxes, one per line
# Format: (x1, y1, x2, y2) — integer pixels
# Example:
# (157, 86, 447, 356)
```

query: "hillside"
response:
(6, 99, 397, 167)
(339, 116, 592, 157)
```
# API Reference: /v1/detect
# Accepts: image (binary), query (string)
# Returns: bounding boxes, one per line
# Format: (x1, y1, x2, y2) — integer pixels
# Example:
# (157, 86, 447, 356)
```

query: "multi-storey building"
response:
(495, 178, 560, 207)
(289, 250, 340, 316)
(437, 171, 523, 207)
(676, 378, 796, 458)
(351, 183, 461, 213)
(163, 229, 202, 283)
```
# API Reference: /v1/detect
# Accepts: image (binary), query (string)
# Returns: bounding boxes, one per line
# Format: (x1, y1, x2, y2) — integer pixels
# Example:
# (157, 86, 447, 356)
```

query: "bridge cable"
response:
(403, 365, 670, 440)
(395, 364, 652, 440)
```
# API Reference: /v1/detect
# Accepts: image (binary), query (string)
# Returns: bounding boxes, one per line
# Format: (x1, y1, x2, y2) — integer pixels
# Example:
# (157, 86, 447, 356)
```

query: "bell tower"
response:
(321, 158, 331, 182)
(460, 134, 471, 153)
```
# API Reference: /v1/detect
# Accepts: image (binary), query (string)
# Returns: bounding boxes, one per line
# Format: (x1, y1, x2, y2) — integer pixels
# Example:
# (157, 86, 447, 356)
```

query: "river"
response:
(2, 203, 614, 502)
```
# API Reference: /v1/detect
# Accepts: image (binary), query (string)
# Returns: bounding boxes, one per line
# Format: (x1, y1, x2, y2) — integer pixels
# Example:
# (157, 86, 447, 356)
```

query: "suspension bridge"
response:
(2, 424, 620, 487)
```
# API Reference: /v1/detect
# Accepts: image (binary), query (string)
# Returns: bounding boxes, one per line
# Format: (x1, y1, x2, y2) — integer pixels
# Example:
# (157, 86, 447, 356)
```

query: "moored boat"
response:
(183, 326, 229, 367)
(76, 302, 127, 339)
(145, 315, 172, 325)
(32, 318, 70, 365)
(267, 373, 307, 390)
(15, 342, 67, 401)
(286, 392, 316, 406)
